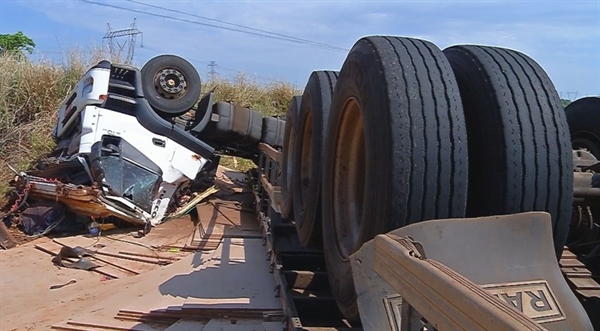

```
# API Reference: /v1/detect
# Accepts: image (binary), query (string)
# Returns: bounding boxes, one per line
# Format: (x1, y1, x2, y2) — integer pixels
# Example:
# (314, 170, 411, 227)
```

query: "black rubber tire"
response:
(281, 96, 302, 220)
(443, 45, 573, 257)
(565, 97, 600, 158)
(322, 36, 469, 319)
(260, 117, 286, 148)
(141, 55, 201, 117)
(293, 71, 338, 247)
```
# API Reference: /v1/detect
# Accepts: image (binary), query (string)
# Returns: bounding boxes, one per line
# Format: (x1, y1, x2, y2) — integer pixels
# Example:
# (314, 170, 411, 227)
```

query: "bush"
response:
(204, 74, 298, 117)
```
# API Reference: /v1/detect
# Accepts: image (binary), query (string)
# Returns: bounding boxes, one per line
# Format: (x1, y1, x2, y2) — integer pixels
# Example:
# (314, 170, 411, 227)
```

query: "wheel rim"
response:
(298, 112, 313, 222)
(155, 67, 188, 99)
(572, 132, 600, 158)
(332, 97, 366, 260)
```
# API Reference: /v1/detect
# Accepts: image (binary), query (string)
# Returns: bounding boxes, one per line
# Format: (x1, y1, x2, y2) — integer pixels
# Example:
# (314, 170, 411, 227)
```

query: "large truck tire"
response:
(322, 36, 469, 319)
(141, 55, 202, 117)
(281, 96, 302, 220)
(565, 96, 600, 158)
(443, 45, 573, 257)
(293, 70, 338, 247)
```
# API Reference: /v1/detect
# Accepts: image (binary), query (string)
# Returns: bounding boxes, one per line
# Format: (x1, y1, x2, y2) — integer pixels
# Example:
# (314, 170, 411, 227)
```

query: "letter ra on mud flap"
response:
(483, 280, 565, 324)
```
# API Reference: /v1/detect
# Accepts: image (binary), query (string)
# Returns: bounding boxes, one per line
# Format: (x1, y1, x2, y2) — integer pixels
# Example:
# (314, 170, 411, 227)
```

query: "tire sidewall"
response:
(281, 96, 301, 219)
(322, 41, 392, 319)
(141, 55, 202, 116)
(565, 97, 600, 158)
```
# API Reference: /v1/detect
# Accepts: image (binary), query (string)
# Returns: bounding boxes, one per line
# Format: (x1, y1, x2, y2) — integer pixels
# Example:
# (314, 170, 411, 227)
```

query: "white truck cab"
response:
(50, 57, 214, 226)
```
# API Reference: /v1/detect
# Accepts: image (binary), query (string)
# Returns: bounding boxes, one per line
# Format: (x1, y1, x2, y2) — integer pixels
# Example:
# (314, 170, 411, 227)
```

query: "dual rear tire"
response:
(319, 36, 573, 319)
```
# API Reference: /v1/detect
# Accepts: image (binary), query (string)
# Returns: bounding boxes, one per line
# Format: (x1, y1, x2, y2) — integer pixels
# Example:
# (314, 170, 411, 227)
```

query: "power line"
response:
(103, 18, 143, 64)
(124, 0, 348, 51)
(207, 61, 218, 80)
(79, 0, 348, 52)
(138, 44, 284, 83)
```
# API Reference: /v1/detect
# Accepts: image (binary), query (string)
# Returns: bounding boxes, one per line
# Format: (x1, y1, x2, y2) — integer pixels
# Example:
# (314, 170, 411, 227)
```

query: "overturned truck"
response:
(18, 54, 284, 228)
(10, 35, 600, 330)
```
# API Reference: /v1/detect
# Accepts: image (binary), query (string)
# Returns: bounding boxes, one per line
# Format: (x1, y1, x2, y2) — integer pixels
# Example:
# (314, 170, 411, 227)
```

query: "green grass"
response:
(204, 73, 299, 117)
(0, 50, 300, 201)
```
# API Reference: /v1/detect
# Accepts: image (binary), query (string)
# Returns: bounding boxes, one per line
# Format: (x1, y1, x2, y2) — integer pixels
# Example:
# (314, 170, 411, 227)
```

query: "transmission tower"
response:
(207, 61, 218, 80)
(103, 18, 143, 65)
(566, 91, 579, 101)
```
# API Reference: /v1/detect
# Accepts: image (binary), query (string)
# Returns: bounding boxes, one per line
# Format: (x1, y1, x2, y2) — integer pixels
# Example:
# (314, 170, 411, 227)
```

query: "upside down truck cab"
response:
(41, 54, 285, 227)
(50, 58, 214, 226)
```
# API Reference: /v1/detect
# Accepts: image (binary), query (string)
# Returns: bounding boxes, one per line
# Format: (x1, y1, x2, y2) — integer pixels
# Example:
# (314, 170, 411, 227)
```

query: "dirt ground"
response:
(0, 167, 273, 331)
(0, 217, 195, 331)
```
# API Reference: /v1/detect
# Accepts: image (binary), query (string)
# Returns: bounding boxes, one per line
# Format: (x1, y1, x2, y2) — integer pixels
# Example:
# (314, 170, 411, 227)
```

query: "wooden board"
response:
(50, 250, 217, 330)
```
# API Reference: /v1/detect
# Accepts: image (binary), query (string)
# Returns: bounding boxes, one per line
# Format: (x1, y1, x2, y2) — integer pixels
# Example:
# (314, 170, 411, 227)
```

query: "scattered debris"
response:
(49, 279, 77, 290)
(0, 220, 17, 249)
(20, 174, 149, 226)
(34, 243, 117, 279)
(51, 245, 99, 271)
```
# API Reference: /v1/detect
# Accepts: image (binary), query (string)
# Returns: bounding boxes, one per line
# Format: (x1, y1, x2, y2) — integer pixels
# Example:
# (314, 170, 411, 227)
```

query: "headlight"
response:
(82, 77, 94, 95)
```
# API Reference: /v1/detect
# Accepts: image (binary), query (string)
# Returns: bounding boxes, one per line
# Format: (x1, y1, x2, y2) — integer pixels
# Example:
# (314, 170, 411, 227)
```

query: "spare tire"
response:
(141, 55, 201, 117)
(565, 97, 600, 158)
(443, 45, 573, 257)
(322, 36, 469, 319)
(293, 71, 338, 247)
(281, 96, 302, 220)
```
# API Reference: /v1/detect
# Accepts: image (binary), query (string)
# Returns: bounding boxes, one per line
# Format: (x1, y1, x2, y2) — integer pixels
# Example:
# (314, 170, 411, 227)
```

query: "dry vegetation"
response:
(0, 50, 299, 198)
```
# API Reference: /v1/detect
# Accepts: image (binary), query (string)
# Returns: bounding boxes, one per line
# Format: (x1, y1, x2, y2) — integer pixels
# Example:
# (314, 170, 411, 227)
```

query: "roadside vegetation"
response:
(0, 32, 298, 199)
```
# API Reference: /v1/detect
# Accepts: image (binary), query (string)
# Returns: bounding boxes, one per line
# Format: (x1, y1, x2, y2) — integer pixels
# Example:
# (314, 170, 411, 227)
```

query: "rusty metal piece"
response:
(0, 221, 17, 249)
(23, 175, 147, 225)
(573, 149, 599, 168)
(574, 187, 600, 198)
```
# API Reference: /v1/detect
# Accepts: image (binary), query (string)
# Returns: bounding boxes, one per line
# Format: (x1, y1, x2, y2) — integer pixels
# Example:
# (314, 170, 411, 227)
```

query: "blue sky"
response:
(1, 0, 599, 98)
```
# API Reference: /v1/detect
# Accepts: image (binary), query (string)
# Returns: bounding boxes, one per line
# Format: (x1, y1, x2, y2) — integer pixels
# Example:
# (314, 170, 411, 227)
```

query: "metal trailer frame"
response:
(253, 142, 600, 331)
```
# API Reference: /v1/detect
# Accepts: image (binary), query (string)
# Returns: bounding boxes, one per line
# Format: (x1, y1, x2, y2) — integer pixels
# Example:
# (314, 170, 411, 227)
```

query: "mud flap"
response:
(350, 212, 593, 331)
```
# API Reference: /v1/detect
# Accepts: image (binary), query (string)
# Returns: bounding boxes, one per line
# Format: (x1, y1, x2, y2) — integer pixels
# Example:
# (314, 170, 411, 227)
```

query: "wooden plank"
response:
(90, 255, 140, 275)
(569, 277, 600, 290)
(118, 251, 179, 261)
(65, 319, 166, 331)
(258, 143, 282, 163)
(51, 324, 88, 331)
(260, 175, 282, 212)
(559, 258, 587, 268)
(53, 239, 170, 265)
